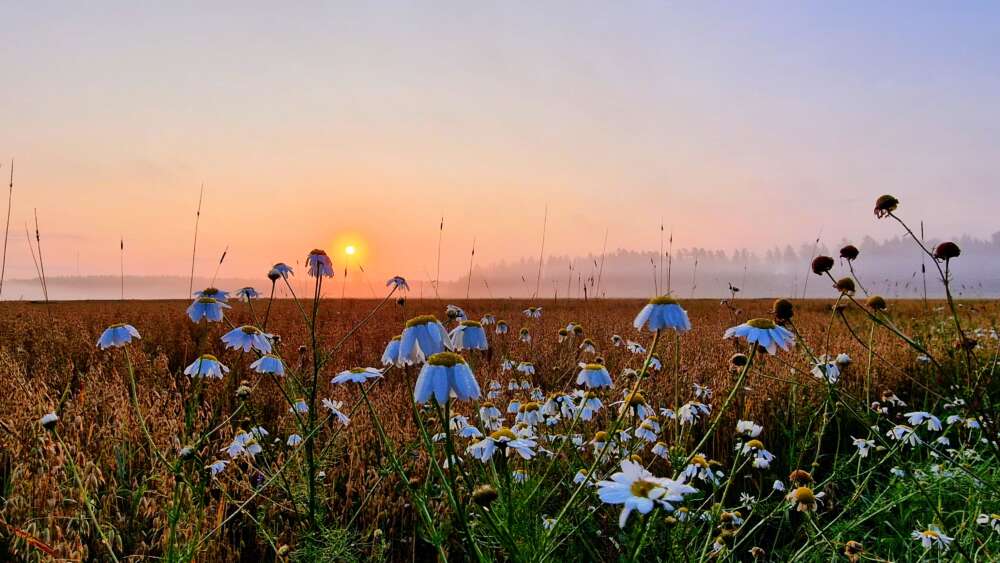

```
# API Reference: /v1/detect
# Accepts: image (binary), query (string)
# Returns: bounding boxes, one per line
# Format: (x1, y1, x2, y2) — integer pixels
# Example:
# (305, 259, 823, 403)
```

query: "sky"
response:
(2, 2, 999, 295)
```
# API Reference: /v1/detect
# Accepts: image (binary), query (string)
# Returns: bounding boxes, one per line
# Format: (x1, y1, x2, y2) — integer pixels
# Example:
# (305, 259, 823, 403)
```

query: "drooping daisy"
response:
(466, 427, 537, 462)
(306, 249, 334, 278)
(633, 295, 692, 332)
(515, 402, 543, 426)
(187, 297, 231, 323)
(911, 526, 953, 550)
(516, 361, 535, 376)
(611, 334, 624, 347)
(287, 434, 303, 447)
(40, 412, 59, 429)
(626, 340, 646, 355)
(634, 420, 658, 442)
(724, 319, 795, 354)
(97, 323, 141, 349)
(736, 420, 763, 438)
(904, 411, 943, 431)
(398, 315, 453, 365)
(596, 459, 698, 528)
(495, 320, 509, 335)
(740, 439, 775, 469)
(322, 398, 351, 426)
(512, 469, 528, 483)
(577, 363, 612, 389)
(683, 454, 720, 485)
(519, 327, 531, 343)
(194, 287, 230, 302)
(651, 441, 669, 459)
(574, 469, 591, 485)
(413, 352, 481, 404)
(221, 325, 273, 354)
(381, 336, 402, 367)
(236, 287, 259, 300)
(693, 383, 713, 399)
(678, 401, 711, 425)
(445, 304, 467, 322)
(480, 313, 496, 326)
(786, 486, 824, 512)
(450, 320, 489, 351)
(386, 276, 409, 291)
(479, 401, 502, 430)
(270, 262, 294, 279)
(887, 424, 921, 447)
(523, 306, 543, 319)
(811, 358, 841, 384)
(184, 354, 229, 379)
(332, 367, 383, 385)
(580, 392, 603, 421)
(207, 459, 229, 477)
(976, 513, 1000, 533)
(250, 354, 285, 376)
(579, 338, 597, 354)
(290, 397, 309, 414)
(851, 437, 874, 458)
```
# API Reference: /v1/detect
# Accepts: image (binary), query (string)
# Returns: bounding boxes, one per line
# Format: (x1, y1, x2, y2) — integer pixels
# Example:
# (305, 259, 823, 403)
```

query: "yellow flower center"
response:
(427, 352, 465, 367)
(746, 318, 776, 329)
(630, 479, 658, 498)
(490, 427, 517, 441)
(649, 295, 678, 305)
(405, 315, 439, 328)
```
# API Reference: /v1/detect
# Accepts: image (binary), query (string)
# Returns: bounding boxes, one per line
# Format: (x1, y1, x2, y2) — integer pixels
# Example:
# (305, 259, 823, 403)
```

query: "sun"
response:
(344, 245, 356, 256)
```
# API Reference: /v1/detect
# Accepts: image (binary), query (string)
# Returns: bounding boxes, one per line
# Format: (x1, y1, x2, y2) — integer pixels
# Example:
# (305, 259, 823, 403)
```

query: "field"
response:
(1, 291, 999, 561)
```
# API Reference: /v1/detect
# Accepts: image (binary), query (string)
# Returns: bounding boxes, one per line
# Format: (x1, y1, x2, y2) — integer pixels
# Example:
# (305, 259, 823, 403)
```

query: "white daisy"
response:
(221, 325, 273, 354)
(398, 316, 453, 365)
(184, 354, 229, 379)
(331, 367, 383, 385)
(576, 363, 612, 389)
(633, 296, 692, 332)
(413, 352, 481, 404)
(449, 321, 489, 351)
(306, 249, 334, 278)
(723, 319, 795, 354)
(187, 297, 231, 323)
(97, 323, 141, 349)
(596, 459, 698, 527)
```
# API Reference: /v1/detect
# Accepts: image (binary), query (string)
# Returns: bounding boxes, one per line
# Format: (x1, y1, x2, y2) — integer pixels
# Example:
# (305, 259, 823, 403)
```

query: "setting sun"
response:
(344, 245, 356, 256)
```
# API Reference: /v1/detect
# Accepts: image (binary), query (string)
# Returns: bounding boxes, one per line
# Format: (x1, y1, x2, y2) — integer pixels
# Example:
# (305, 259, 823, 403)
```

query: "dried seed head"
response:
(772, 298, 794, 322)
(788, 469, 813, 484)
(730, 353, 749, 368)
(874, 194, 899, 218)
(811, 255, 835, 275)
(834, 277, 856, 295)
(865, 295, 887, 311)
(839, 244, 859, 261)
(933, 241, 961, 260)
(472, 484, 499, 506)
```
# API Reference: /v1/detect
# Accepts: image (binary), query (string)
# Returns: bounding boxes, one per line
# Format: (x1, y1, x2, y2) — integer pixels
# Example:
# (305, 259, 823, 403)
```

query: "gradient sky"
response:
(2, 2, 999, 289)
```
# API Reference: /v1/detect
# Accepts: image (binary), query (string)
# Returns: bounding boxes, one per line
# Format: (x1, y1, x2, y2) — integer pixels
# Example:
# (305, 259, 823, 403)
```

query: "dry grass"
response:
(0, 297, 993, 560)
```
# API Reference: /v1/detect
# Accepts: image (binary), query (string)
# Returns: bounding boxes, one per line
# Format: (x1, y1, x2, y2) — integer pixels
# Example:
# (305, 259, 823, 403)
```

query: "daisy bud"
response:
(472, 484, 499, 507)
(811, 256, 834, 275)
(834, 277, 856, 295)
(40, 412, 58, 430)
(772, 299, 794, 322)
(933, 241, 961, 260)
(839, 245, 859, 261)
(865, 295, 887, 311)
(750, 547, 766, 559)
(873, 194, 899, 218)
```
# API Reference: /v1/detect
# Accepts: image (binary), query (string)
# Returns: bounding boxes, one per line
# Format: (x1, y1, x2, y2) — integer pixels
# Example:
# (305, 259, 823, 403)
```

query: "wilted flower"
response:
(523, 306, 543, 318)
(236, 287, 259, 300)
(386, 276, 409, 291)
(786, 486, 823, 512)
(184, 354, 229, 379)
(633, 295, 692, 332)
(97, 323, 141, 349)
(306, 249, 334, 277)
(839, 244, 859, 261)
(221, 325, 273, 354)
(724, 319, 795, 354)
(772, 299, 794, 322)
(413, 352, 481, 404)
(270, 262, 294, 280)
(331, 367, 383, 385)
(810, 255, 834, 275)
(873, 194, 899, 218)
(933, 241, 961, 261)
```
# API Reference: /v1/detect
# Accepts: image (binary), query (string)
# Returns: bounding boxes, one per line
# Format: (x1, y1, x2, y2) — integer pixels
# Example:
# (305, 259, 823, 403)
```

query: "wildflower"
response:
(574, 469, 591, 485)
(736, 420, 762, 438)
(270, 262, 294, 280)
(398, 315, 453, 365)
(495, 321, 509, 334)
(648, 355, 662, 371)
(683, 454, 720, 485)
(786, 486, 824, 512)
(517, 362, 535, 376)
(873, 194, 899, 218)
(866, 295, 887, 311)
(322, 398, 350, 426)
(904, 411, 942, 431)
(515, 402, 543, 426)
(512, 469, 528, 483)
(97, 323, 141, 349)
(519, 327, 531, 343)
(835, 353, 851, 365)
(386, 276, 409, 291)
(678, 401, 711, 425)
(306, 249, 334, 277)
(633, 295, 692, 332)
(381, 336, 402, 367)
(693, 383, 713, 399)
(634, 421, 658, 442)
(207, 459, 228, 477)
(890, 467, 906, 478)
(480, 313, 496, 325)
(911, 526, 953, 550)
(40, 412, 58, 430)
(788, 469, 813, 484)
(811, 359, 840, 384)
(194, 287, 230, 302)
(577, 363, 612, 389)
(834, 277, 856, 295)
(772, 480, 785, 492)
(651, 441, 669, 459)
(332, 367, 383, 385)
(184, 354, 229, 379)
(187, 297, 230, 323)
(523, 306, 542, 318)
(224, 430, 262, 459)
(450, 321, 489, 351)
(580, 392, 603, 421)
(579, 338, 597, 354)
(446, 304, 467, 322)
(542, 516, 556, 530)
(467, 427, 537, 461)
(413, 352, 481, 404)
(724, 319, 795, 354)
(290, 398, 309, 413)
(887, 424, 921, 447)
(221, 325, 273, 354)
(596, 459, 697, 528)
(844, 541, 864, 561)
(851, 437, 874, 457)
(977, 513, 1000, 533)
(287, 434, 303, 447)
(236, 287, 258, 300)
(740, 439, 775, 469)
(626, 340, 646, 354)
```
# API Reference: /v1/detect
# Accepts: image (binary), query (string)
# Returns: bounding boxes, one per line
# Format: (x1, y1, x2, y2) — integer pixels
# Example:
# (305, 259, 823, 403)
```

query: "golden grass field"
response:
(1, 296, 993, 560)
